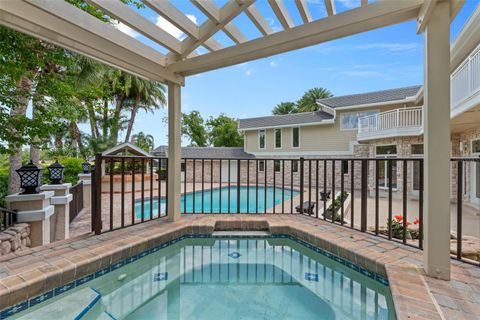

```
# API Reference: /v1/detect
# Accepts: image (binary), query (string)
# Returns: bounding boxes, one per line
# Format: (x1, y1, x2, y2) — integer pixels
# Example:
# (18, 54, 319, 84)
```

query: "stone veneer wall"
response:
(0, 223, 31, 256)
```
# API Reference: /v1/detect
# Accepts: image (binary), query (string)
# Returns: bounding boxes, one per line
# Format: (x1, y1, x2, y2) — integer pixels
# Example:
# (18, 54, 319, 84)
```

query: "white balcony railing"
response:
(451, 44, 480, 111)
(357, 107, 423, 141)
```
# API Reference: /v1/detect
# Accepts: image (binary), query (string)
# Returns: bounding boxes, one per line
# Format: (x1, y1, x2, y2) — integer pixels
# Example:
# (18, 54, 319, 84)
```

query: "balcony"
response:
(451, 44, 480, 117)
(357, 107, 423, 141)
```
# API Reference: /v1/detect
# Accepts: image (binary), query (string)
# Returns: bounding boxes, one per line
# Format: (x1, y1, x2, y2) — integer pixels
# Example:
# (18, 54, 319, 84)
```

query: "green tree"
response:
(296, 87, 333, 112)
(132, 132, 154, 152)
(207, 114, 243, 147)
(182, 111, 208, 147)
(272, 102, 297, 115)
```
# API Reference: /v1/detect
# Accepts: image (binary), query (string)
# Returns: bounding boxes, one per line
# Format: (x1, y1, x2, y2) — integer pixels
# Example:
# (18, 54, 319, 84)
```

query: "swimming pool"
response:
(135, 186, 300, 218)
(12, 236, 396, 319)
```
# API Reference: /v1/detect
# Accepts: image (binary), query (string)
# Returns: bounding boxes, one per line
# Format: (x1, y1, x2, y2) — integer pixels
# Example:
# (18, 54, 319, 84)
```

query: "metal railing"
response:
(451, 43, 480, 109)
(91, 154, 480, 266)
(69, 181, 84, 223)
(0, 207, 17, 231)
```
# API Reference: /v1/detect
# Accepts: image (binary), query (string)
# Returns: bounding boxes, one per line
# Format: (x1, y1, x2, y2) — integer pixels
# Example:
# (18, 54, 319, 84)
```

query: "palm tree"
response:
(272, 102, 297, 115)
(124, 79, 166, 143)
(296, 87, 333, 112)
(132, 132, 154, 152)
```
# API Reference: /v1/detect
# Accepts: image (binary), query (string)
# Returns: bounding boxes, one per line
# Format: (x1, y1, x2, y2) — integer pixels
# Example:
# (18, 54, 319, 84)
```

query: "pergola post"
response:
(423, 1, 451, 280)
(167, 82, 182, 222)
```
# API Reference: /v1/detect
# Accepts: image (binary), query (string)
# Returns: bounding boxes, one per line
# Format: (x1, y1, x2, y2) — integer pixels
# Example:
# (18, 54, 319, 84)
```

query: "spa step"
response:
(16, 287, 101, 320)
(212, 231, 271, 237)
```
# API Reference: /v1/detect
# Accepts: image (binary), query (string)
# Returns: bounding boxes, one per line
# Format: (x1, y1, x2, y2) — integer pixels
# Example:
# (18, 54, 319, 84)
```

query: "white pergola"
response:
(0, 0, 465, 280)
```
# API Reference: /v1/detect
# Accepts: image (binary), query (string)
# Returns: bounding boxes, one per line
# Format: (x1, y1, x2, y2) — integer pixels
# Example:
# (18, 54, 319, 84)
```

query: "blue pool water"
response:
(135, 186, 300, 218)
(15, 237, 396, 319)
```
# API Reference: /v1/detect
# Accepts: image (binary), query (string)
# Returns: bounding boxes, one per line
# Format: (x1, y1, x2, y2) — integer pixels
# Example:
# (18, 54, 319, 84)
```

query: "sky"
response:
(79, 0, 479, 147)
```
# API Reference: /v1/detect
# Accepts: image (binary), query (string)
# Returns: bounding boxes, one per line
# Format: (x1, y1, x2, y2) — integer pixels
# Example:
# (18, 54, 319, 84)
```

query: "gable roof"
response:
(238, 111, 334, 131)
(101, 142, 152, 157)
(152, 146, 254, 159)
(317, 85, 422, 109)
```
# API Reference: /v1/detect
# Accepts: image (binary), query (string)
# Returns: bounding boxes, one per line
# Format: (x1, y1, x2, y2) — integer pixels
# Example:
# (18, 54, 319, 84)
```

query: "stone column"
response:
(423, 1, 451, 280)
(5, 191, 54, 247)
(167, 82, 182, 222)
(40, 183, 73, 241)
(78, 173, 91, 209)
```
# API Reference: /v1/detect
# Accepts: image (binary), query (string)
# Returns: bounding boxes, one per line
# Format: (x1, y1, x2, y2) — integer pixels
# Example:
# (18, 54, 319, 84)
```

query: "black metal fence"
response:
(69, 181, 84, 223)
(0, 207, 16, 231)
(91, 154, 480, 266)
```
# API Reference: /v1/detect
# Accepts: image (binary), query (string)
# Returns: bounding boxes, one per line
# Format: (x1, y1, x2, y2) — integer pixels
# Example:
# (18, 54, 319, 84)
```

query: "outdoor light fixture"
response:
(47, 160, 65, 185)
(16, 160, 42, 194)
(82, 160, 91, 174)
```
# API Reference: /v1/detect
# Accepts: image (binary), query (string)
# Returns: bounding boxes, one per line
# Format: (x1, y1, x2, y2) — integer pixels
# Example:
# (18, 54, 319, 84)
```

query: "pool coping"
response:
(0, 215, 446, 319)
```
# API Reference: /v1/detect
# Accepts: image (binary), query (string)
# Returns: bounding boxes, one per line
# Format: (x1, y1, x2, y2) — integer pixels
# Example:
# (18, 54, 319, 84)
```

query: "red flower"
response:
(394, 215, 403, 222)
(413, 217, 420, 225)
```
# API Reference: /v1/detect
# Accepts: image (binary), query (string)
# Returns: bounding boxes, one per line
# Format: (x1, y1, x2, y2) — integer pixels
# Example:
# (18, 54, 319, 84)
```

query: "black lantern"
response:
(47, 160, 65, 184)
(82, 160, 91, 174)
(16, 160, 42, 194)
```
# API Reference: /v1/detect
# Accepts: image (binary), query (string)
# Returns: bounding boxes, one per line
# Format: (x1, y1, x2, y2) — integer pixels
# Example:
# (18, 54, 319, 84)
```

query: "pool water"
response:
(16, 237, 396, 320)
(135, 186, 300, 218)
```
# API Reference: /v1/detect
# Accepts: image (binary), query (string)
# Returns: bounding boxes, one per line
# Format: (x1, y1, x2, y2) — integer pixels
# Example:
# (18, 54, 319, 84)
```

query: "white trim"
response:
(101, 142, 151, 157)
(274, 128, 282, 149)
(239, 119, 335, 132)
(291, 126, 300, 148)
(258, 129, 266, 149)
(250, 150, 354, 156)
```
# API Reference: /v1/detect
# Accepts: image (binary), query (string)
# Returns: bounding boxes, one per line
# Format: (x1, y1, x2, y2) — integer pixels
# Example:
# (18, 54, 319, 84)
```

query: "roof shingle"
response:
(238, 111, 333, 130)
(317, 85, 421, 108)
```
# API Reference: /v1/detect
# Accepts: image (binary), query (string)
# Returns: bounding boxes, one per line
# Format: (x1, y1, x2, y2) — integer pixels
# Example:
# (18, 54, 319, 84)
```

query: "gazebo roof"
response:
(0, 0, 464, 85)
(101, 142, 152, 157)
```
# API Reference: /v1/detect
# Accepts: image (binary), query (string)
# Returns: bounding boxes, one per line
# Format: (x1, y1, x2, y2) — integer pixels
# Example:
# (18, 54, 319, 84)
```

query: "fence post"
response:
(92, 153, 102, 235)
(360, 159, 368, 232)
(299, 157, 304, 213)
(456, 161, 463, 260)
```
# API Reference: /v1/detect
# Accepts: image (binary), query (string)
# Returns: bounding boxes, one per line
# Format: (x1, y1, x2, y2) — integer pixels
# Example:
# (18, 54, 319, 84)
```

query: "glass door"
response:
(376, 145, 397, 189)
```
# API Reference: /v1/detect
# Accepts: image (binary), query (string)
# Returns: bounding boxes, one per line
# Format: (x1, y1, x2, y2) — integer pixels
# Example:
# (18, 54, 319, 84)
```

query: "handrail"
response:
(0, 207, 17, 231)
(358, 107, 423, 134)
(451, 42, 480, 108)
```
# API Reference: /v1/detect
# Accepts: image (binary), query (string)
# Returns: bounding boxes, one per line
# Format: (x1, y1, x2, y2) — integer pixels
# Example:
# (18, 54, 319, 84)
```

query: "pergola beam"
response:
(191, 0, 248, 44)
(245, 4, 274, 36)
(268, 0, 295, 29)
(361, 0, 368, 6)
(295, 0, 312, 24)
(324, 0, 336, 16)
(416, 0, 437, 34)
(142, 0, 223, 52)
(169, 0, 424, 75)
(85, 0, 182, 54)
(174, 0, 253, 60)
(0, 0, 183, 84)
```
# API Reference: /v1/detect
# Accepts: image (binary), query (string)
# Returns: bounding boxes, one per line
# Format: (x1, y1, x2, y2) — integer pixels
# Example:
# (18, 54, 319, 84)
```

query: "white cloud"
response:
(269, 61, 279, 67)
(245, 69, 255, 76)
(355, 42, 420, 52)
(339, 71, 383, 77)
(156, 14, 197, 40)
(113, 21, 140, 38)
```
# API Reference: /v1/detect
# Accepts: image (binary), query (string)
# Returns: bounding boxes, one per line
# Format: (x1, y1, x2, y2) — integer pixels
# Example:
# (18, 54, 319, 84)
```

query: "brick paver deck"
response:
(2, 214, 480, 319)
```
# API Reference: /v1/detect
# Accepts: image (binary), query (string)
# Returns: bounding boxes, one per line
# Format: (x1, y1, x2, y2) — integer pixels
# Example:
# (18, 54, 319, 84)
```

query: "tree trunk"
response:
(8, 76, 32, 195)
(124, 106, 138, 143)
(110, 97, 123, 146)
(29, 101, 40, 164)
(86, 101, 99, 139)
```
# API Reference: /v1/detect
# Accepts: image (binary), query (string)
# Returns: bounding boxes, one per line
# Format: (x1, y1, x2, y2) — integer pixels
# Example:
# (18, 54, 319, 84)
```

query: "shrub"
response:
(0, 172, 7, 208)
(42, 157, 82, 185)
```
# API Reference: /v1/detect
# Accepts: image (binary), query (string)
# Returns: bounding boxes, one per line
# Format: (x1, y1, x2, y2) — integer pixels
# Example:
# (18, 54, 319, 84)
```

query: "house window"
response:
(411, 144, 424, 155)
(274, 160, 281, 172)
(340, 110, 378, 130)
(292, 160, 299, 173)
(181, 161, 186, 172)
(341, 160, 349, 175)
(259, 129, 266, 149)
(376, 145, 397, 189)
(411, 144, 423, 192)
(472, 139, 480, 154)
(259, 160, 265, 172)
(292, 127, 300, 148)
(274, 128, 282, 148)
